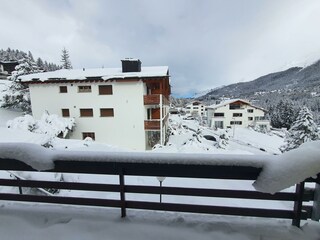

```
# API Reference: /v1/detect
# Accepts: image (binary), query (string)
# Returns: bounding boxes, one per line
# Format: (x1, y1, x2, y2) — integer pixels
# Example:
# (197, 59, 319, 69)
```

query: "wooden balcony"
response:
(144, 120, 160, 130)
(144, 94, 170, 106)
(144, 94, 160, 105)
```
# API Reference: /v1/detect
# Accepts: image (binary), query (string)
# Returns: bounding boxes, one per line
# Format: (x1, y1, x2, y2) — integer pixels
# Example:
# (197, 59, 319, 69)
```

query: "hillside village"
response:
(1, 42, 320, 240)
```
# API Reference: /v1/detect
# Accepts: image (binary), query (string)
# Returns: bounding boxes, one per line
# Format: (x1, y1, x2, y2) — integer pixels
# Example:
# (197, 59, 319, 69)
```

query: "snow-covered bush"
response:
(280, 107, 319, 152)
(218, 129, 230, 149)
(7, 111, 75, 139)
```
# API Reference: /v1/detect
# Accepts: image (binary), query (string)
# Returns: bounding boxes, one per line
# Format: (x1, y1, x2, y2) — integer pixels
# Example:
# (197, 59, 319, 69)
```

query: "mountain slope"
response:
(199, 60, 320, 100)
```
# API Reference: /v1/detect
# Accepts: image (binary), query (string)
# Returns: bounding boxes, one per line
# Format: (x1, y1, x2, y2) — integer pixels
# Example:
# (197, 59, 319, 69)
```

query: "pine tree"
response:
(1, 56, 41, 113)
(280, 107, 319, 152)
(269, 100, 299, 129)
(61, 48, 72, 69)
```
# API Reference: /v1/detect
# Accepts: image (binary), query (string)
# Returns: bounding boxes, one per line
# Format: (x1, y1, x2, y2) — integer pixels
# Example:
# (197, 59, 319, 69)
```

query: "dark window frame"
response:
(233, 113, 243, 117)
(62, 108, 70, 117)
(59, 86, 68, 93)
(80, 108, 94, 117)
(78, 85, 92, 93)
(82, 132, 95, 140)
(99, 85, 113, 95)
(100, 108, 114, 117)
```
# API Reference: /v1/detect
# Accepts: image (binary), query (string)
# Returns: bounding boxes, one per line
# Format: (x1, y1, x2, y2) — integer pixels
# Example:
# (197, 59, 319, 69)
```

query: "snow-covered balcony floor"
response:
(1, 202, 320, 240)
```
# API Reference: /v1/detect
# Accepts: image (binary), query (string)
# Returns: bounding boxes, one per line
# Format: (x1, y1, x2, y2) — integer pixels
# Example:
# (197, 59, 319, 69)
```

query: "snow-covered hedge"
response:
(7, 112, 75, 138)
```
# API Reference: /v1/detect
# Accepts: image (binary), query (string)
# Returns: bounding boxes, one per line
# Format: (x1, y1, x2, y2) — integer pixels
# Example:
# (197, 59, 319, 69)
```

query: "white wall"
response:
(208, 104, 267, 129)
(29, 81, 146, 150)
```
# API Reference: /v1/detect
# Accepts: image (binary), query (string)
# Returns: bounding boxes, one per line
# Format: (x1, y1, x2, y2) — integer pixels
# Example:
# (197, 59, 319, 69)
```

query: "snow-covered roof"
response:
(18, 66, 169, 82)
(206, 99, 266, 112)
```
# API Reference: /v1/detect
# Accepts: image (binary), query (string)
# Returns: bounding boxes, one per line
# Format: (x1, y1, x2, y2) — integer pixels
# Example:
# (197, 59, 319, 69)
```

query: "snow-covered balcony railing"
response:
(0, 142, 320, 228)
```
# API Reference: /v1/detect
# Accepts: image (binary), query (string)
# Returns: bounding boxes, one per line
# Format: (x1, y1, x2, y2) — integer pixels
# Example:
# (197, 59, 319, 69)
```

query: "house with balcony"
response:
(185, 101, 207, 116)
(19, 59, 170, 150)
(206, 99, 270, 130)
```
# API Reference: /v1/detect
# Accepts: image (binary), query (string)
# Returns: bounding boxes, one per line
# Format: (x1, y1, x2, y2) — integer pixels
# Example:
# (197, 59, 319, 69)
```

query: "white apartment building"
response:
(20, 59, 171, 151)
(185, 101, 207, 116)
(206, 99, 270, 130)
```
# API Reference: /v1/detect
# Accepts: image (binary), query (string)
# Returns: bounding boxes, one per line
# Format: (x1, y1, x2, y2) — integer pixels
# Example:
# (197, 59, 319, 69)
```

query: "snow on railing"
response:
(1, 141, 320, 194)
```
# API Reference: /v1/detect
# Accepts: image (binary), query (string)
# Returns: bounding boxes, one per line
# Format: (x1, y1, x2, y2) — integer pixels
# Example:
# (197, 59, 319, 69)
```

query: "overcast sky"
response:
(1, 0, 320, 97)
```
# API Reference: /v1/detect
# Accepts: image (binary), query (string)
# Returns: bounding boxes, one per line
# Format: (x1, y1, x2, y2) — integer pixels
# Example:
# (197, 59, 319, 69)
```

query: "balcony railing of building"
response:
(0, 150, 319, 228)
(144, 114, 169, 130)
(144, 94, 169, 106)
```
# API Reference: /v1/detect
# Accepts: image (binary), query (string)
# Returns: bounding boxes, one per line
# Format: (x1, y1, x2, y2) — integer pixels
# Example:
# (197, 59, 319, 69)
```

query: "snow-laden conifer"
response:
(280, 107, 319, 152)
(1, 56, 41, 113)
(61, 48, 72, 69)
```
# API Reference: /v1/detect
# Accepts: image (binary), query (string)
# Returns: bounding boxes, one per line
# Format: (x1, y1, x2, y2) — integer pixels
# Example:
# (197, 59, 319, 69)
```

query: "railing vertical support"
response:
(15, 177, 23, 195)
(292, 182, 305, 227)
(119, 169, 126, 218)
(312, 182, 320, 221)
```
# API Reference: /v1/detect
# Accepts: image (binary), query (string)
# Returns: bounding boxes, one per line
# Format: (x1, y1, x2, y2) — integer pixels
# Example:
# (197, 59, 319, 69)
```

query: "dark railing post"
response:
(16, 177, 23, 195)
(119, 169, 126, 218)
(312, 182, 320, 221)
(292, 182, 305, 227)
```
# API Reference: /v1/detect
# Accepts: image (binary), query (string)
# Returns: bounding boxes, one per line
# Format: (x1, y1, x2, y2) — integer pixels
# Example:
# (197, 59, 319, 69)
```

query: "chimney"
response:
(121, 58, 141, 72)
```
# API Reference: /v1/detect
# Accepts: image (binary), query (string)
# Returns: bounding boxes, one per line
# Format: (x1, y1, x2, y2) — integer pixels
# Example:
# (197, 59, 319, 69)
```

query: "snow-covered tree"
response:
(1, 56, 41, 113)
(61, 48, 72, 69)
(269, 100, 299, 129)
(218, 129, 229, 149)
(280, 107, 319, 152)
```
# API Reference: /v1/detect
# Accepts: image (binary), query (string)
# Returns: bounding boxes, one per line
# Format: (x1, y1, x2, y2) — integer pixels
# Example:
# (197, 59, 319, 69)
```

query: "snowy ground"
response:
(0, 108, 319, 239)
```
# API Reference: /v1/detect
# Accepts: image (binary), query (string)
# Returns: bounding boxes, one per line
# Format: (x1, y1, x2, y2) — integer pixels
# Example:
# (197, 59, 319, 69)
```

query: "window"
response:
(255, 116, 266, 121)
(100, 108, 114, 117)
(62, 109, 70, 117)
(80, 108, 93, 117)
(78, 86, 92, 92)
(233, 113, 242, 117)
(247, 109, 254, 113)
(214, 113, 224, 117)
(59, 86, 67, 93)
(230, 121, 242, 125)
(248, 117, 253, 121)
(82, 132, 95, 140)
(214, 121, 224, 128)
(99, 85, 113, 95)
(193, 107, 199, 109)
(229, 104, 241, 110)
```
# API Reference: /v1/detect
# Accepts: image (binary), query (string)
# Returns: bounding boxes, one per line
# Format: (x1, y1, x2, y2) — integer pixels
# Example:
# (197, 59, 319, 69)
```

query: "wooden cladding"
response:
(144, 95, 160, 105)
(59, 86, 67, 93)
(82, 132, 95, 140)
(80, 108, 93, 117)
(100, 108, 114, 117)
(62, 109, 70, 117)
(99, 85, 113, 95)
(144, 120, 160, 130)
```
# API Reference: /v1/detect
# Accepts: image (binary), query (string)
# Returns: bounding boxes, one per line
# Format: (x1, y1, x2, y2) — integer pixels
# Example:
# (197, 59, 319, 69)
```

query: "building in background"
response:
(0, 60, 19, 79)
(206, 99, 270, 130)
(185, 101, 207, 116)
(20, 59, 170, 150)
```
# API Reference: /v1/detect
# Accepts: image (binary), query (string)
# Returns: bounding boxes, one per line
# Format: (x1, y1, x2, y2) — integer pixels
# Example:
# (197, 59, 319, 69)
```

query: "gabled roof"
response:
(18, 66, 169, 82)
(206, 99, 266, 112)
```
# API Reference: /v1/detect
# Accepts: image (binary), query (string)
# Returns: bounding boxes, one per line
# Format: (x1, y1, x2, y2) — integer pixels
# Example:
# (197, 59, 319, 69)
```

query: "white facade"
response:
(24, 64, 170, 151)
(185, 101, 206, 116)
(206, 99, 270, 130)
